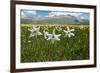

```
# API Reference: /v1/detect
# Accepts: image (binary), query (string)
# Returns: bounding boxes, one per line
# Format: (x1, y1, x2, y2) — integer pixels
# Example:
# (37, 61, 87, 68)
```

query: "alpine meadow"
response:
(20, 10, 90, 63)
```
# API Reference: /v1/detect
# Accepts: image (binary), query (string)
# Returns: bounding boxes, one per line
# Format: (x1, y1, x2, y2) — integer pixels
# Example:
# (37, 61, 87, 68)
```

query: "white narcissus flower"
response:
(28, 27, 42, 37)
(63, 27, 75, 38)
(43, 30, 50, 39)
(80, 25, 84, 29)
(47, 29, 61, 43)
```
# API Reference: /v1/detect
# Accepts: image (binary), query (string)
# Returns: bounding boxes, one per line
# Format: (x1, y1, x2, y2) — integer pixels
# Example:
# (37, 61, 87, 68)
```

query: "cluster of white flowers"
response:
(44, 29, 61, 44)
(28, 26, 75, 43)
(63, 27, 75, 38)
(28, 27, 42, 37)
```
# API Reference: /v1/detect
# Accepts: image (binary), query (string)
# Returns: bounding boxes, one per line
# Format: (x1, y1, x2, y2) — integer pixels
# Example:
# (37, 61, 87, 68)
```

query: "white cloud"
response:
(21, 10, 37, 18)
(46, 12, 82, 17)
(80, 16, 86, 19)
(25, 10, 37, 15)
(21, 11, 26, 18)
(67, 13, 82, 17)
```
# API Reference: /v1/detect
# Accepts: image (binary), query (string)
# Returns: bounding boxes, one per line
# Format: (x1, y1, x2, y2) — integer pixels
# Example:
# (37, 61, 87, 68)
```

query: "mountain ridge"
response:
(21, 14, 89, 25)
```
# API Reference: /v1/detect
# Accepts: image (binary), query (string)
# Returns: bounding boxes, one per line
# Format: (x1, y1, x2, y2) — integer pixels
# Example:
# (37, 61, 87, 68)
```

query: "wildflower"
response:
(28, 27, 42, 37)
(63, 27, 75, 38)
(43, 30, 50, 39)
(80, 25, 84, 29)
(58, 27, 62, 31)
(47, 29, 61, 43)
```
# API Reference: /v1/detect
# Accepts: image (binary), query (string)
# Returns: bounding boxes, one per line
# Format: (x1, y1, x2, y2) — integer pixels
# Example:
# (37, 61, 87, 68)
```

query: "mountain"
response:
(79, 19, 89, 25)
(21, 15, 89, 25)
(21, 18, 33, 24)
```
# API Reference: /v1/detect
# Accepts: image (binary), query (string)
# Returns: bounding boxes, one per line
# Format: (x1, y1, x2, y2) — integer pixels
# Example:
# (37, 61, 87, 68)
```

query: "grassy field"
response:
(21, 24, 89, 63)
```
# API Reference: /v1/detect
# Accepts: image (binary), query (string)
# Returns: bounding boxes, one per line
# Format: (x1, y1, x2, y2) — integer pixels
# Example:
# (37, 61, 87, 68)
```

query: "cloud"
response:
(25, 11, 37, 15)
(80, 16, 86, 19)
(21, 10, 37, 19)
(46, 12, 82, 17)
(21, 11, 26, 18)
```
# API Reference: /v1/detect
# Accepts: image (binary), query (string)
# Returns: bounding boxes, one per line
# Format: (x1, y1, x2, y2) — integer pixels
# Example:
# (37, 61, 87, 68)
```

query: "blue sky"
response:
(21, 10, 90, 20)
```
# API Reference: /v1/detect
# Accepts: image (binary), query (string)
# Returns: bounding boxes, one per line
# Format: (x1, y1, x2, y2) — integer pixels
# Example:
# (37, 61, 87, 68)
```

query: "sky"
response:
(21, 9, 90, 20)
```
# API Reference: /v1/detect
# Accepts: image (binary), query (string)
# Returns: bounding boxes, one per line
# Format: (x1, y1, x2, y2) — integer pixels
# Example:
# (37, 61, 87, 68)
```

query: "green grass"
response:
(21, 24, 89, 63)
